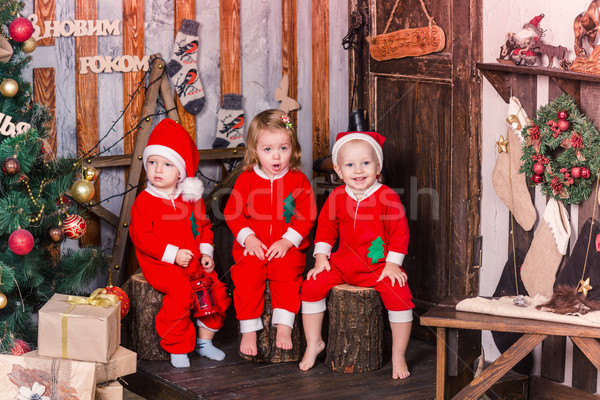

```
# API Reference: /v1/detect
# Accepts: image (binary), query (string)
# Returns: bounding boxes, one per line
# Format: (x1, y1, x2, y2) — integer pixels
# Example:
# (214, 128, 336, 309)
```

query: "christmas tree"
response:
(0, 1, 109, 354)
(283, 193, 295, 223)
(367, 236, 385, 264)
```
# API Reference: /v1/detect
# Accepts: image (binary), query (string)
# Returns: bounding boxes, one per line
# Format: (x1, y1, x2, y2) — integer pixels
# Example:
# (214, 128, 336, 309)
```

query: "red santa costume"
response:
(224, 166, 316, 333)
(301, 131, 413, 323)
(130, 119, 230, 355)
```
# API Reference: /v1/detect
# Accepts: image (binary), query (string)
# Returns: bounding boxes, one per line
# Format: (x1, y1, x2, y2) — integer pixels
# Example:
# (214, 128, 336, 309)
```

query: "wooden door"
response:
(351, 0, 482, 314)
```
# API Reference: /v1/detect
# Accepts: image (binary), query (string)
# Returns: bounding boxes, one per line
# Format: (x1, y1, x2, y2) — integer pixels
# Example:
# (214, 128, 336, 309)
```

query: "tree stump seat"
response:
(325, 284, 384, 373)
(239, 281, 305, 363)
(126, 273, 169, 361)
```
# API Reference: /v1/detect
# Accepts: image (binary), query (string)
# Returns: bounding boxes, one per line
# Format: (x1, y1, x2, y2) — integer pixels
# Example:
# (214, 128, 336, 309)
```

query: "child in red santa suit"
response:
(130, 118, 231, 368)
(224, 110, 316, 356)
(299, 131, 414, 379)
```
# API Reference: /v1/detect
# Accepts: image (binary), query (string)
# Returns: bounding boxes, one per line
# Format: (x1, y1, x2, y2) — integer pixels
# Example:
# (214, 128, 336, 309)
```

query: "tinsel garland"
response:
(520, 93, 600, 205)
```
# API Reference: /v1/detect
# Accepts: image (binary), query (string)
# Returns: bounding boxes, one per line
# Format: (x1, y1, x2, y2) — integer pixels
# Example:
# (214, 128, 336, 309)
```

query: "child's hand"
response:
(307, 254, 331, 280)
(175, 249, 194, 267)
(200, 254, 215, 273)
(243, 235, 267, 260)
(377, 262, 407, 287)
(266, 239, 293, 261)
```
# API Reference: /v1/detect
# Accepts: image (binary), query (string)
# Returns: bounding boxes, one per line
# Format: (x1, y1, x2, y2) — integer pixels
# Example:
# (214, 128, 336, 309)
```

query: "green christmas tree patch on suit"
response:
(283, 193, 296, 223)
(367, 236, 386, 264)
(190, 212, 200, 238)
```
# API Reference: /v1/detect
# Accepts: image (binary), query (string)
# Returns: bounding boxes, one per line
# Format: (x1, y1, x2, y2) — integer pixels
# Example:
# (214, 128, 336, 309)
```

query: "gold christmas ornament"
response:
(0, 78, 18, 97)
(578, 277, 593, 297)
(0, 293, 6, 309)
(21, 37, 37, 53)
(70, 179, 95, 203)
(496, 136, 509, 153)
(83, 166, 98, 181)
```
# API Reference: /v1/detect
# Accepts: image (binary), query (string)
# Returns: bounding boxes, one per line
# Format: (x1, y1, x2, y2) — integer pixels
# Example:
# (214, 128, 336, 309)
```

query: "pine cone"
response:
(560, 58, 573, 70)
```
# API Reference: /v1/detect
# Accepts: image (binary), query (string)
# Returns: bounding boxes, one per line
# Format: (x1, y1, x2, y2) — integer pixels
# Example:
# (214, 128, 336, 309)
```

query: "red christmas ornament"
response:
(8, 229, 34, 255)
(581, 167, 591, 179)
(63, 214, 87, 239)
(9, 17, 34, 42)
(557, 111, 569, 120)
(557, 119, 570, 132)
(533, 162, 545, 175)
(571, 167, 581, 179)
(103, 285, 130, 319)
(10, 339, 31, 356)
(532, 174, 544, 184)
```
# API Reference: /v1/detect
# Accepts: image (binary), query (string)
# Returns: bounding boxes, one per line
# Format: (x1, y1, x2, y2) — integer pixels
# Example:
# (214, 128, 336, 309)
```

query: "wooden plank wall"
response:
(33, 0, 54, 46)
(282, 0, 297, 121)
(312, 0, 329, 160)
(220, 0, 241, 98)
(33, 68, 56, 156)
(175, 1, 196, 138)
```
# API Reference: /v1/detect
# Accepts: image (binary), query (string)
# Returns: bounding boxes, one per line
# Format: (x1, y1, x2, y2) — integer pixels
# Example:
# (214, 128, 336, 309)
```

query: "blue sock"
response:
(170, 353, 190, 368)
(196, 339, 226, 361)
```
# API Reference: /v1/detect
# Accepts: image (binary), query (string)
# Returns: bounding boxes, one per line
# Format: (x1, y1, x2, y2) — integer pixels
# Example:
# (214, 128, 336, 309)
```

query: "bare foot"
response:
(275, 324, 293, 350)
(392, 354, 410, 379)
(240, 332, 257, 356)
(299, 340, 325, 371)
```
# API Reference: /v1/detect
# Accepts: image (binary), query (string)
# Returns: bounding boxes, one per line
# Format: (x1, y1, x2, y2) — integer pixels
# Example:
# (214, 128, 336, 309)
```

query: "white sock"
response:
(196, 339, 226, 361)
(170, 353, 190, 368)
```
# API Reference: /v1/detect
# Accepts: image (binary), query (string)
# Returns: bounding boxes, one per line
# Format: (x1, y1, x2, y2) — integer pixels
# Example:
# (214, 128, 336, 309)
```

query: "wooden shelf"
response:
(477, 62, 600, 105)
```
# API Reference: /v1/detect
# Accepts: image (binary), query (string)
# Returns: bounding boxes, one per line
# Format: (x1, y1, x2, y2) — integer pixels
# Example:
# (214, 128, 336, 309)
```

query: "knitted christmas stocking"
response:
(553, 218, 600, 301)
(491, 250, 533, 374)
(167, 19, 205, 115)
(212, 94, 245, 149)
(521, 198, 571, 298)
(491, 97, 537, 231)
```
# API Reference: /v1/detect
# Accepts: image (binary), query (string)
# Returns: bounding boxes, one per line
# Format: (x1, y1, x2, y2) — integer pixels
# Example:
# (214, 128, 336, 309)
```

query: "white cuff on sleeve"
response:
(385, 251, 405, 266)
(272, 308, 295, 328)
(301, 299, 327, 314)
(239, 318, 263, 333)
(388, 310, 413, 323)
(162, 244, 179, 264)
(237, 227, 255, 247)
(199, 243, 214, 258)
(282, 228, 303, 248)
(313, 242, 333, 257)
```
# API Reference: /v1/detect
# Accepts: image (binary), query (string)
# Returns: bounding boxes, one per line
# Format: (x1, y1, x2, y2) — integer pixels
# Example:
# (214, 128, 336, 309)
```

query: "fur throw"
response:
(537, 285, 600, 315)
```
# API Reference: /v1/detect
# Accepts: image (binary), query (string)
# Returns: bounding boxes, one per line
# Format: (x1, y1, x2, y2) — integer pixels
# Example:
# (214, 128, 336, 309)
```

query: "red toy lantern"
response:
(103, 285, 130, 319)
(187, 269, 219, 318)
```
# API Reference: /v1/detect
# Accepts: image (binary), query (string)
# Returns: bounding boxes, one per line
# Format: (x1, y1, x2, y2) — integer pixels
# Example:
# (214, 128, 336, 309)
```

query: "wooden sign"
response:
(0, 113, 31, 137)
(367, 25, 446, 61)
(28, 14, 120, 40)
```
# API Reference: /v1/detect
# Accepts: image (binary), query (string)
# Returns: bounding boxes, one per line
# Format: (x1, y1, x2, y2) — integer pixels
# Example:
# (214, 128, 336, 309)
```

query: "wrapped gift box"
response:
(28, 346, 137, 384)
(38, 292, 121, 363)
(0, 353, 96, 400)
(96, 380, 123, 400)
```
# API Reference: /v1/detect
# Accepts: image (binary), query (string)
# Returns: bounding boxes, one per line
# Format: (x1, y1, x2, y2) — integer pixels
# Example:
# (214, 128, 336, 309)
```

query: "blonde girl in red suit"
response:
(224, 110, 316, 356)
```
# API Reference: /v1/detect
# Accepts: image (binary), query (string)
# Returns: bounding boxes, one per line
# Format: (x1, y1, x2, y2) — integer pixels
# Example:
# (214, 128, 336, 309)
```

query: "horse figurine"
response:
(574, 0, 600, 57)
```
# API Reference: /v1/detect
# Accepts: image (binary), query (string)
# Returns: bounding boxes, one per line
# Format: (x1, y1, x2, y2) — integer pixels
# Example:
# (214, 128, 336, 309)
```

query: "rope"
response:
(382, 0, 436, 35)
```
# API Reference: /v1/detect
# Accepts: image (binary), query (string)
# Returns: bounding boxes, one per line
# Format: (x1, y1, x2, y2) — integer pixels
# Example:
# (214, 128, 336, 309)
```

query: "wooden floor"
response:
(122, 315, 438, 400)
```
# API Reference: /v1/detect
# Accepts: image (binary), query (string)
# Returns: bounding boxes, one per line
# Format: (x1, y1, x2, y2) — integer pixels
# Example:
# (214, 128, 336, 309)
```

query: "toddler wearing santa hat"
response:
(299, 131, 414, 379)
(130, 118, 231, 368)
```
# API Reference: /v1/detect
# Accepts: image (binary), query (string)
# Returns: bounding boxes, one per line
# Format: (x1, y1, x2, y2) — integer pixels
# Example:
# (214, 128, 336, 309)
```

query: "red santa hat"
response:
(142, 118, 204, 202)
(331, 131, 385, 168)
(525, 14, 543, 29)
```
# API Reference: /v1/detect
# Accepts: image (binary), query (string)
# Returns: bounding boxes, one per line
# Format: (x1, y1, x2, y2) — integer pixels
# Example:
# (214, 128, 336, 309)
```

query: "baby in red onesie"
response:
(299, 131, 414, 379)
(224, 110, 316, 356)
(130, 119, 231, 368)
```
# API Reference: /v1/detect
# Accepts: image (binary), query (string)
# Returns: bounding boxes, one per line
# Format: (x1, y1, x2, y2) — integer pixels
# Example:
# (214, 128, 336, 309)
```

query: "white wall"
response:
(482, 0, 593, 387)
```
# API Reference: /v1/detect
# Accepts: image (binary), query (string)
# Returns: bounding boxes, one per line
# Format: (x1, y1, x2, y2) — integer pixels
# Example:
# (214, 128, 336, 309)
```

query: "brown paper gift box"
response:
(38, 293, 121, 363)
(0, 353, 96, 400)
(96, 380, 123, 400)
(28, 346, 137, 384)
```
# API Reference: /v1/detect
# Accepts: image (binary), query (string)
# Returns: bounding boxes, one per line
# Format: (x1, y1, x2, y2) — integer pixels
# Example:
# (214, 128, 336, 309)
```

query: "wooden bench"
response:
(326, 284, 384, 373)
(420, 298, 600, 400)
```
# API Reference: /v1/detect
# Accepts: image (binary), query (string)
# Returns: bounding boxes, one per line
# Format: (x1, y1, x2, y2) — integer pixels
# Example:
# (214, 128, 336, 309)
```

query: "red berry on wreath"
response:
(581, 167, 590, 179)
(533, 162, 545, 175)
(532, 174, 544, 184)
(10, 339, 31, 356)
(571, 167, 581, 179)
(557, 119, 570, 132)
(557, 111, 569, 120)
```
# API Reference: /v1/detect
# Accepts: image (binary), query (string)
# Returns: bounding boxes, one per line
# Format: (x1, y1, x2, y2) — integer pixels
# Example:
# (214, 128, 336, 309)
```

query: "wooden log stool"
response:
(126, 273, 169, 361)
(326, 284, 384, 373)
(239, 281, 305, 363)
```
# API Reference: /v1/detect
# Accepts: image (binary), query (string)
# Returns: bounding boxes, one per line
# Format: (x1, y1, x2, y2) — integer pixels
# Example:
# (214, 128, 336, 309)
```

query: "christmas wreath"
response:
(520, 93, 600, 205)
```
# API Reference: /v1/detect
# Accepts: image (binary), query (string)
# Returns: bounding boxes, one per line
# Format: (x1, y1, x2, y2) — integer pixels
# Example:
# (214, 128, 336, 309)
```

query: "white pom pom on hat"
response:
(331, 131, 386, 168)
(142, 118, 204, 202)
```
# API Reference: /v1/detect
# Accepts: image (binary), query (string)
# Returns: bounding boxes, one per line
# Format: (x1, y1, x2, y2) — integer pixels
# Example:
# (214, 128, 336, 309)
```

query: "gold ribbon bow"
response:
(67, 288, 119, 308)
